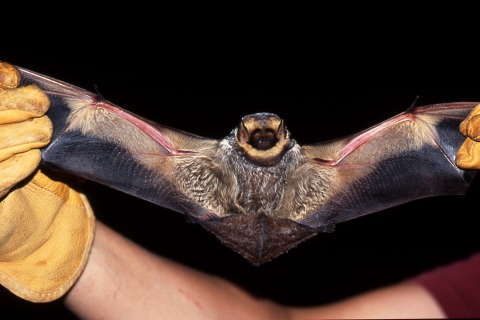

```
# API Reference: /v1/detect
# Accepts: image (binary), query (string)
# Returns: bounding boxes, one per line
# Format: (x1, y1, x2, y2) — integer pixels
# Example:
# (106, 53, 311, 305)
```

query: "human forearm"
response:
(287, 281, 446, 319)
(65, 221, 285, 320)
(65, 221, 449, 319)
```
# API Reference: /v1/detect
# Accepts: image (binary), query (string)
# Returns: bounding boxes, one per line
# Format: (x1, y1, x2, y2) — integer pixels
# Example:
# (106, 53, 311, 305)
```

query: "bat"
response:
(18, 67, 477, 265)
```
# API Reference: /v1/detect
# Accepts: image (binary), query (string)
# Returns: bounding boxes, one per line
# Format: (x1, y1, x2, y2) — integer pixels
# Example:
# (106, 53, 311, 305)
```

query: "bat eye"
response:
(250, 129, 278, 150)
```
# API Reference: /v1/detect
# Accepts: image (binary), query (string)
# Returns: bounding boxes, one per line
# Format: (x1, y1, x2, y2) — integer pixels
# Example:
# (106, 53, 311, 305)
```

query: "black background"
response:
(2, 11, 480, 318)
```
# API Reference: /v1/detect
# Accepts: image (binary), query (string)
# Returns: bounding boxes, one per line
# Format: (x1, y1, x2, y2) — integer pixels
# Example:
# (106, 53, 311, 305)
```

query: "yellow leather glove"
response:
(457, 103, 480, 169)
(0, 62, 95, 302)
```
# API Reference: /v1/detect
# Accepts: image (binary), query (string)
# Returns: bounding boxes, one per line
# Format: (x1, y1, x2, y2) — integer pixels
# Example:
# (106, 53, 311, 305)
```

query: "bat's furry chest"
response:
(227, 158, 287, 214)
(173, 139, 301, 218)
(220, 139, 301, 216)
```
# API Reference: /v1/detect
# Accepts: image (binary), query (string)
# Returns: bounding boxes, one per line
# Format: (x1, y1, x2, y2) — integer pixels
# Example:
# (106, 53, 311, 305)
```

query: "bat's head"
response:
(234, 113, 294, 166)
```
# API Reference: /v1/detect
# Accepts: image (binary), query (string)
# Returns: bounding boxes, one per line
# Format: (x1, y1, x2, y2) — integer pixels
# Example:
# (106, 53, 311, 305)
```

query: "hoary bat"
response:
(18, 67, 477, 265)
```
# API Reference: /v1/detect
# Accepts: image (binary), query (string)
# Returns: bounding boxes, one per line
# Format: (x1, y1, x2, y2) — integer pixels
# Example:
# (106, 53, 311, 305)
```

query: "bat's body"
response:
(19, 67, 476, 264)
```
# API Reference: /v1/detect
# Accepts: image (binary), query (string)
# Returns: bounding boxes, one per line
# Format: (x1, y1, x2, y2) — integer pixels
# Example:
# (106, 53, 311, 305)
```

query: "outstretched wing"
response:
(294, 103, 477, 230)
(16, 67, 479, 264)
(19, 67, 221, 221)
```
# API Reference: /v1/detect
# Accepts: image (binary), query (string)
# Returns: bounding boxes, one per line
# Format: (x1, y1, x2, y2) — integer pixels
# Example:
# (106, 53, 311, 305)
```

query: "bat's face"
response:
(233, 113, 295, 166)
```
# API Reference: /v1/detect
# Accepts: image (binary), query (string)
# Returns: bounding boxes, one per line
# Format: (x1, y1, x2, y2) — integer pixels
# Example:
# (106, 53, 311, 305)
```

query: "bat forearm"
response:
(64, 221, 284, 320)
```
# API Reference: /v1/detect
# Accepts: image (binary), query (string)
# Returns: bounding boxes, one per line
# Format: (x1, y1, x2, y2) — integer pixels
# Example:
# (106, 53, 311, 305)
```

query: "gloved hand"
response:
(0, 62, 95, 302)
(456, 104, 480, 169)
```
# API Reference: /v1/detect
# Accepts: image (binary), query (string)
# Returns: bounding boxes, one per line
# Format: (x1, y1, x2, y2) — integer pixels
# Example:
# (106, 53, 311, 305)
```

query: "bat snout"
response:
(250, 128, 278, 150)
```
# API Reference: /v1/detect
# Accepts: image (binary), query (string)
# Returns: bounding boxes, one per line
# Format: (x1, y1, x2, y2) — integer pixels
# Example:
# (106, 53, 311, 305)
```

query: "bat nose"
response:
(250, 128, 277, 150)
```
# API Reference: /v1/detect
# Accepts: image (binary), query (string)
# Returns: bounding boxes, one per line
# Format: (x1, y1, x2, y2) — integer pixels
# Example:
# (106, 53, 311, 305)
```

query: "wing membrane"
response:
(297, 103, 477, 230)
(19, 67, 220, 220)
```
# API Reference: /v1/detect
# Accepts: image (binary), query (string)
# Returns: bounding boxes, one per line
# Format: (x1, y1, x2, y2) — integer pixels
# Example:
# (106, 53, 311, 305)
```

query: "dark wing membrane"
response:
(19, 67, 220, 220)
(296, 103, 477, 230)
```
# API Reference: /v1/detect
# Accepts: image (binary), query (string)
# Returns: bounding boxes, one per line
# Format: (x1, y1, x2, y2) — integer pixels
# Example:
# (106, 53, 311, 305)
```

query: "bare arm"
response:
(64, 221, 285, 320)
(288, 282, 445, 319)
(64, 221, 445, 319)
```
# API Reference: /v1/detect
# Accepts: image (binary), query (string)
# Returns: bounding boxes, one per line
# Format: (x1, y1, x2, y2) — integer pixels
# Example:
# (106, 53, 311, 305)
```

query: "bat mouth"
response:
(235, 113, 293, 166)
(249, 128, 278, 150)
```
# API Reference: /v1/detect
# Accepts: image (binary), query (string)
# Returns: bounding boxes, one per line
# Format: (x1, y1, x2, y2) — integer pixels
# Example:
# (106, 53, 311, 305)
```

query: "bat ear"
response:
(276, 119, 286, 136)
(236, 120, 250, 145)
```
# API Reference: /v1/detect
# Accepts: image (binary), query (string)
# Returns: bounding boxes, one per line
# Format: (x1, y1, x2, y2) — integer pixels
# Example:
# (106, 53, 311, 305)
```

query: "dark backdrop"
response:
(2, 16, 480, 318)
